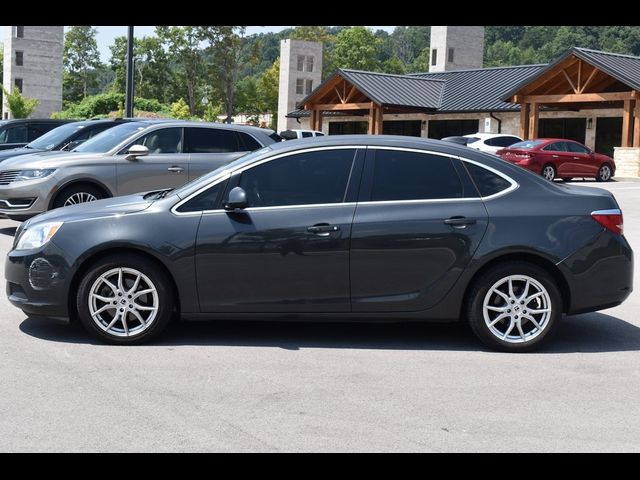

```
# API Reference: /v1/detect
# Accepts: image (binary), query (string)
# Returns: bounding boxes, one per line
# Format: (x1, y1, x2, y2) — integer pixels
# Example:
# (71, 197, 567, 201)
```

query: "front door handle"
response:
(552, 155, 560, 158)
(307, 224, 340, 236)
(167, 166, 184, 173)
(444, 216, 477, 228)
(573, 156, 580, 160)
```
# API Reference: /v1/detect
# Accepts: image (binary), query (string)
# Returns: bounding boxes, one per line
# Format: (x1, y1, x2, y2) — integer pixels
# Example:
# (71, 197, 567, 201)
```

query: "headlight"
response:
(15, 222, 63, 250)
(13, 169, 56, 182)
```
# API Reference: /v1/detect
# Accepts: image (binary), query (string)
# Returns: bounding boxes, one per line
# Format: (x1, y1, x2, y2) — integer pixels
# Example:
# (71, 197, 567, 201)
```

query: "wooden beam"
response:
(577, 60, 582, 92)
(334, 87, 345, 104)
(344, 84, 357, 103)
(368, 106, 375, 135)
(316, 110, 323, 132)
(622, 100, 633, 147)
(523, 91, 634, 103)
(519, 103, 530, 140)
(306, 102, 374, 111)
(634, 97, 640, 148)
(376, 107, 384, 134)
(528, 102, 539, 139)
(579, 67, 599, 93)
(562, 69, 578, 93)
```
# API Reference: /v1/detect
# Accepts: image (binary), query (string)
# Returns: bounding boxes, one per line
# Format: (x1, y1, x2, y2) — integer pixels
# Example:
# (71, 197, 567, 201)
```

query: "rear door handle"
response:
(167, 166, 184, 173)
(444, 216, 477, 228)
(307, 224, 340, 236)
(573, 157, 580, 160)
(552, 155, 560, 158)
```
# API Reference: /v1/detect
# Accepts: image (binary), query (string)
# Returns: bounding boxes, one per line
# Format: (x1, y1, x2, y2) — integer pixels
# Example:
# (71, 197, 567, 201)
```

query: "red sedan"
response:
(496, 139, 615, 182)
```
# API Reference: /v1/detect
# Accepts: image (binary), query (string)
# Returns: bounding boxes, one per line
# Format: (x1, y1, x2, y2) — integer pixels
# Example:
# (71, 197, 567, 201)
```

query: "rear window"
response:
(485, 136, 521, 147)
(509, 140, 545, 150)
(464, 162, 513, 197)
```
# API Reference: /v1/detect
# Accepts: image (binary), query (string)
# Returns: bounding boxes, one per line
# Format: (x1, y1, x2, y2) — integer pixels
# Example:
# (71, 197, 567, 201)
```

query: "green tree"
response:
(156, 26, 205, 116)
(382, 56, 406, 74)
(333, 27, 381, 71)
(257, 58, 279, 115)
(0, 46, 3, 108)
(170, 98, 191, 119)
(290, 26, 333, 43)
(235, 76, 261, 115)
(63, 26, 101, 102)
(2, 86, 39, 118)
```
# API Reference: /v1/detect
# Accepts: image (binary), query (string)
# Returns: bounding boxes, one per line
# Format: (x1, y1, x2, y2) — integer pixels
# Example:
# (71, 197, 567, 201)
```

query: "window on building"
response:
(431, 49, 437, 66)
(16, 26, 24, 38)
(296, 78, 304, 95)
(15, 51, 23, 67)
(448, 48, 455, 63)
(370, 150, 463, 201)
(305, 56, 314, 72)
(14, 78, 23, 92)
(297, 55, 305, 71)
(427, 119, 479, 139)
(305, 79, 313, 95)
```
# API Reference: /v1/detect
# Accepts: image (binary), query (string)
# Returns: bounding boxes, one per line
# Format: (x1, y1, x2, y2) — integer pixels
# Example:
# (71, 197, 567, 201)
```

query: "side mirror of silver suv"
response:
(126, 144, 149, 160)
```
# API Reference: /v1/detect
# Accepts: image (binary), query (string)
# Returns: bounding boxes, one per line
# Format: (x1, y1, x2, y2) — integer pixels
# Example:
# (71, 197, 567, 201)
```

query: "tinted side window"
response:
(185, 127, 240, 153)
(130, 127, 183, 154)
(316, 132, 325, 137)
(464, 162, 512, 197)
(27, 125, 46, 141)
(76, 124, 113, 141)
(566, 142, 589, 154)
(6, 126, 28, 143)
(485, 136, 520, 147)
(176, 181, 226, 212)
(370, 150, 463, 201)
(543, 142, 567, 152)
(237, 132, 262, 151)
(301, 131, 313, 138)
(239, 149, 356, 207)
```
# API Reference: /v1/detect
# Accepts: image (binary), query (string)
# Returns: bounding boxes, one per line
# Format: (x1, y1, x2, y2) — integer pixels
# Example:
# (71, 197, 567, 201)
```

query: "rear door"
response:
(566, 141, 598, 176)
(116, 126, 189, 194)
(350, 147, 489, 312)
(186, 127, 257, 181)
(541, 141, 573, 176)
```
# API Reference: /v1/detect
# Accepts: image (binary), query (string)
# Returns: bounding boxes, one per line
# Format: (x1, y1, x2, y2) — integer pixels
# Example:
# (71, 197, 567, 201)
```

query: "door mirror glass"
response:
(225, 186, 248, 210)
(126, 144, 149, 160)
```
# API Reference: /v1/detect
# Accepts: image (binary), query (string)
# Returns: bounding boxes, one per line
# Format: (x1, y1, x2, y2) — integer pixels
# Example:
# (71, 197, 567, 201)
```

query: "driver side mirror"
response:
(225, 186, 248, 211)
(125, 144, 149, 160)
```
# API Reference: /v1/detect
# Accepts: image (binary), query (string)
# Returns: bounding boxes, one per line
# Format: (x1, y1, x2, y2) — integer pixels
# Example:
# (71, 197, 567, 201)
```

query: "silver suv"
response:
(0, 120, 279, 221)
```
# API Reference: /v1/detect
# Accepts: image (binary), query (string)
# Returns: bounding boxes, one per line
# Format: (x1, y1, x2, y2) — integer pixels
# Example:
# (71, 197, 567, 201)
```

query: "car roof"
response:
(0, 118, 71, 125)
(119, 119, 276, 136)
(464, 133, 520, 139)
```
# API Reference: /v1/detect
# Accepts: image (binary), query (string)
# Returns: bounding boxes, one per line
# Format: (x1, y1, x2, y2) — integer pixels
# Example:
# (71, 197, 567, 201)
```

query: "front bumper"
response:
(0, 177, 55, 218)
(5, 241, 71, 321)
(559, 230, 633, 314)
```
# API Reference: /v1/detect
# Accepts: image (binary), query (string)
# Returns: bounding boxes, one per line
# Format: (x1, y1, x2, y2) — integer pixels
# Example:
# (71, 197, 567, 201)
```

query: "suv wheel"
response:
(53, 184, 104, 209)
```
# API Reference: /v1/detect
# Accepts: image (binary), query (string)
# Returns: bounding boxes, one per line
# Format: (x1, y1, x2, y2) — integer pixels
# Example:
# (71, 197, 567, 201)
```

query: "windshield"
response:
(508, 140, 545, 150)
(27, 123, 87, 150)
(72, 122, 147, 153)
(172, 146, 273, 197)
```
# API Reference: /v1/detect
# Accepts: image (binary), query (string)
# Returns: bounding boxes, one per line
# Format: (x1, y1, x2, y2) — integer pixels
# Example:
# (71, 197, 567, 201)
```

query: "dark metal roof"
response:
(411, 64, 545, 112)
(337, 69, 445, 109)
(502, 47, 640, 101)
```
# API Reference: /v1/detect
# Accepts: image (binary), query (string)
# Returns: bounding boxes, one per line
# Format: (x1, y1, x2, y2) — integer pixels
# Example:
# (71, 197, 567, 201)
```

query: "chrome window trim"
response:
(170, 144, 519, 216)
(591, 209, 621, 216)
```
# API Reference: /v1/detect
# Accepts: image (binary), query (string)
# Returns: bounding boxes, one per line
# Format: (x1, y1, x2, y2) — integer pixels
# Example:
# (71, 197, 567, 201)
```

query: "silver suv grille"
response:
(0, 170, 21, 185)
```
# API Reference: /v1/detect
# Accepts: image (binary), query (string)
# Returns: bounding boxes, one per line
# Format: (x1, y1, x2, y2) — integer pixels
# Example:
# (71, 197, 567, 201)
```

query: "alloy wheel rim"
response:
(88, 267, 159, 337)
(64, 192, 97, 206)
(543, 166, 555, 181)
(482, 275, 552, 344)
(600, 165, 611, 181)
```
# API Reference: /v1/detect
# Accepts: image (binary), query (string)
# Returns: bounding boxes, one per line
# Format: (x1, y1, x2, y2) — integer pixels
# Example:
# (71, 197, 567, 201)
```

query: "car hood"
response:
(0, 147, 46, 162)
(23, 192, 154, 227)
(0, 150, 108, 170)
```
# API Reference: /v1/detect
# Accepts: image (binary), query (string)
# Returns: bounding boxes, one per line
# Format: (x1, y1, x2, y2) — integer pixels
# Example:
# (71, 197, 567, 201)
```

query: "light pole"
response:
(124, 26, 135, 118)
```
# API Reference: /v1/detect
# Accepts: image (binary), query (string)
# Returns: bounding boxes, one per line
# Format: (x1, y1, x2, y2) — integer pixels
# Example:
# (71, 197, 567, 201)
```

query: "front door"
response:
(194, 147, 363, 313)
(350, 148, 488, 312)
(116, 127, 189, 195)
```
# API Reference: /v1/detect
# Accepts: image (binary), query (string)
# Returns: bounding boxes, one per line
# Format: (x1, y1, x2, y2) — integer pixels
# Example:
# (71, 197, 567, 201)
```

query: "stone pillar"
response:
(613, 147, 640, 178)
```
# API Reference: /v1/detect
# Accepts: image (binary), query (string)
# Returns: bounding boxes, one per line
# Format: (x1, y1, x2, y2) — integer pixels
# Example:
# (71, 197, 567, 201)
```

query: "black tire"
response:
(560, 177, 573, 182)
(76, 253, 174, 345)
(466, 261, 562, 352)
(52, 183, 105, 209)
(596, 163, 613, 182)
(541, 164, 557, 181)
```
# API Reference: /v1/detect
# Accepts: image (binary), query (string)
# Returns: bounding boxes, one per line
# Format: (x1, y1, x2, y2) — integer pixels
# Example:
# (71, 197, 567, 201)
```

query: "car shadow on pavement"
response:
(18, 311, 640, 353)
(0, 226, 17, 237)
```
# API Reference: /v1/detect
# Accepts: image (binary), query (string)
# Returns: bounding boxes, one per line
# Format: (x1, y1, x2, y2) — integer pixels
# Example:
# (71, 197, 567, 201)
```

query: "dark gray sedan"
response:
(5, 135, 633, 351)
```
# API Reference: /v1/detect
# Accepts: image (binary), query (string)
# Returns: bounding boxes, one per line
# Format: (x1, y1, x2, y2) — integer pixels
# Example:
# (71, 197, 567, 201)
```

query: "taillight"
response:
(591, 209, 623, 235)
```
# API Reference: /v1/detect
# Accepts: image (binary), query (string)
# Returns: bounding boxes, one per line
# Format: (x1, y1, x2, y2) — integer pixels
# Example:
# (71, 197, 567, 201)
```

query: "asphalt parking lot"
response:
(1, 179, 639, 452)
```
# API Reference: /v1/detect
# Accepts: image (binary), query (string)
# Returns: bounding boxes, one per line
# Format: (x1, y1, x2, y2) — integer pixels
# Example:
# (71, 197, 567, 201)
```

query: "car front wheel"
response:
(53, 184, 104, 209)
(596, 164, 613, 182)
(466, 262, 562, 352)
(76, 254, 174, 344)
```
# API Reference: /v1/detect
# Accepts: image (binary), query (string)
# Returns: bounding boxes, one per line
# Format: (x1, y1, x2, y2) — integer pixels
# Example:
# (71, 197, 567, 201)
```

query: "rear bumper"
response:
(558, 230, 633, 314)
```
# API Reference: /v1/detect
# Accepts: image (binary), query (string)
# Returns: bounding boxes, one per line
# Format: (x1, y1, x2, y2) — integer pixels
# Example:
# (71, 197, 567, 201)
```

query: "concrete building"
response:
(2, 26, 64, 119)
(429, 26, 485, 72)
(277, 39, 322, 134)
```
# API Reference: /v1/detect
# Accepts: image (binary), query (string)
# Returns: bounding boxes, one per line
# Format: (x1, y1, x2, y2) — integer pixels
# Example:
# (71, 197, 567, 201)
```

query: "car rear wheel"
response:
(541, 164, 557, 181)
(76, 254, 174, 344)
(466, 262, 562, 352)
(596, 164, 612, 182)
(53, 184, 104, 209)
